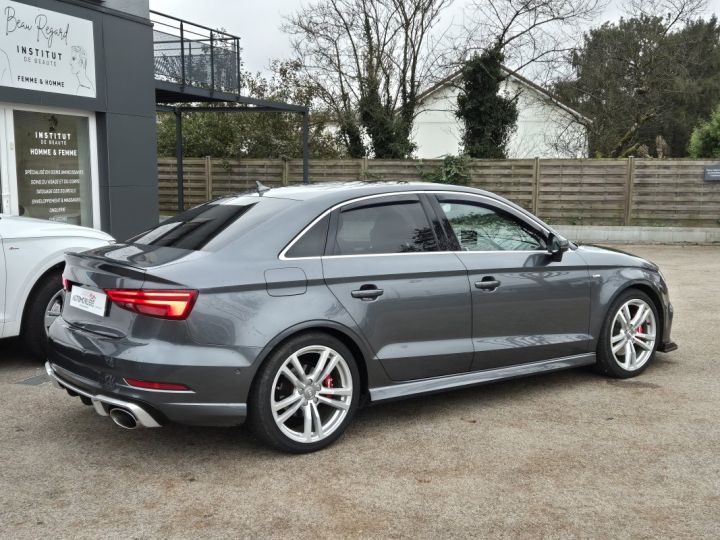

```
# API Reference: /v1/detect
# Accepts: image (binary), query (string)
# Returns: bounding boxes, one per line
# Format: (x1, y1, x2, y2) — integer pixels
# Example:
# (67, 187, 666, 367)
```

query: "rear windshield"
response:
(128, 196, 286, 251)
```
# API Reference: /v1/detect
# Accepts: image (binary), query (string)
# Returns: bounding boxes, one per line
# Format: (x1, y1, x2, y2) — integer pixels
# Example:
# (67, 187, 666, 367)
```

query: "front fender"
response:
(590, 267, 671, 347)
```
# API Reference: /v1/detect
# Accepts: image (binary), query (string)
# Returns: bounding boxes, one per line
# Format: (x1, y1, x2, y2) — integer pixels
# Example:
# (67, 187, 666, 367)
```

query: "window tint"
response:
(285, 215, 330, 258)
(438, 200, 546, 251)
(129, 202, 255, 250)
(334, 201, 437, 255)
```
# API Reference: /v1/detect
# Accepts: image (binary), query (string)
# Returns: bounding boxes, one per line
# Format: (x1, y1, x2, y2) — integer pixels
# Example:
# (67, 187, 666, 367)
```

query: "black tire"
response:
(22, 271, 63, 361)
(596, 289, 659, 379)
(249, 332, 360, 453)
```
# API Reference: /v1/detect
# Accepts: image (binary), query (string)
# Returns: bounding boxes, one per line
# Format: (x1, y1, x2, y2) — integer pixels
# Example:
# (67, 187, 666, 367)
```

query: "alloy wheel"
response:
(270, 345, 353, 444)
(610, 299, 657, 371)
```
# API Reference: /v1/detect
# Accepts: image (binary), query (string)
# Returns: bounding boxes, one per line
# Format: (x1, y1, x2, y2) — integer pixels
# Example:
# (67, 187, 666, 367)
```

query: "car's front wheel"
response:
(249, 333, 360, 453)
(596, 289, 659, 378)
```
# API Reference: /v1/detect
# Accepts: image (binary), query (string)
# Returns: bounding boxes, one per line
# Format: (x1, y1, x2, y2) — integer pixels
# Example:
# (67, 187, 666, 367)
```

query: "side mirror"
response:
(547, 233, 569, 261)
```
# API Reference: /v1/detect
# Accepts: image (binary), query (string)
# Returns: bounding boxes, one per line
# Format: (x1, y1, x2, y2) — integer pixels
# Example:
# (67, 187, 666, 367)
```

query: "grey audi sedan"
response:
(46, 182, 677, 452)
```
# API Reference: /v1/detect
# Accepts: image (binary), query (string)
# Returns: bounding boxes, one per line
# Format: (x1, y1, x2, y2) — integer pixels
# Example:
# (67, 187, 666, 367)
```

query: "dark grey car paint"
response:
(47, 182, 675, 427)
(459, 250, 593, 370)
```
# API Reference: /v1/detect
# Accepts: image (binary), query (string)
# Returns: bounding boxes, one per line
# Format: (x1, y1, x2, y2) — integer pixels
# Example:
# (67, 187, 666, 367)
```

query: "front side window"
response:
(333, 200, 437, 255)
(438, 199, 546, 252)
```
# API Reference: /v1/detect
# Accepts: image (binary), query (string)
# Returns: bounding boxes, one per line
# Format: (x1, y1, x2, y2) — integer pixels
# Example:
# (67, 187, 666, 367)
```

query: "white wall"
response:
(412, 78, 588, 159)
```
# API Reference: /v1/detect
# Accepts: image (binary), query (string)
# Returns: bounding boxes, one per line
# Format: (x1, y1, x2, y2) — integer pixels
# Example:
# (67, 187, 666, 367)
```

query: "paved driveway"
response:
(1, 245, 718, 539)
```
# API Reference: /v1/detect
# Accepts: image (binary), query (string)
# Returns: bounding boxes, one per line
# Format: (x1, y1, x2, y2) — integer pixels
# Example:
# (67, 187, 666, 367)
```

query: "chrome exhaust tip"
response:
(109, 408, 138, 430)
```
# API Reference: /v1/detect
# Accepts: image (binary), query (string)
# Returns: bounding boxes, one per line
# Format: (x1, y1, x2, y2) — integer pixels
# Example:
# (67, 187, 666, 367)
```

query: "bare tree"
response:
(623, 0, 708, 32)
(284, 0, 453, 158)
(459, 0, 606, 81)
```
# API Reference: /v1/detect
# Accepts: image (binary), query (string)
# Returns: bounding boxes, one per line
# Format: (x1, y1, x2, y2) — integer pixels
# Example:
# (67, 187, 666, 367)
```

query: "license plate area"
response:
(68, 286, 108, 317)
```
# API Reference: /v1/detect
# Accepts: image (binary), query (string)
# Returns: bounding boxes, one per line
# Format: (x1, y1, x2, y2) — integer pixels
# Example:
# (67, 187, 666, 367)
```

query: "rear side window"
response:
(333, 200, 437, 255)
(285, 215, 330, 258)
(129, 202, 255, 250)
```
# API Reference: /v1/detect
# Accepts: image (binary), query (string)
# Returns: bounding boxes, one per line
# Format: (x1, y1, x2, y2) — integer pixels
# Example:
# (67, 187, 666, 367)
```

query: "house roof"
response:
(416, 65, 591, 125)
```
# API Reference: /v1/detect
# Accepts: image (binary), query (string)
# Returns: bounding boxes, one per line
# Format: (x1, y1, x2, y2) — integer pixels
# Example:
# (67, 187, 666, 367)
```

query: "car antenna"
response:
(255, 180, 271, 196)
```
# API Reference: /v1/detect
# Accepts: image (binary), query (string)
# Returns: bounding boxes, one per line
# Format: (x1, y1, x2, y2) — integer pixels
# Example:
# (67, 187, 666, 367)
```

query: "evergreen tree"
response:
(554, 16, 720, 157)
(456, 48, 519, 159)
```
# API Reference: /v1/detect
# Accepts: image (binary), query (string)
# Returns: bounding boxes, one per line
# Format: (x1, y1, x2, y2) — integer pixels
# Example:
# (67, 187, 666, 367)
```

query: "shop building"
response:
(0, 0, 157, 239)
(0, 1, 305, 240)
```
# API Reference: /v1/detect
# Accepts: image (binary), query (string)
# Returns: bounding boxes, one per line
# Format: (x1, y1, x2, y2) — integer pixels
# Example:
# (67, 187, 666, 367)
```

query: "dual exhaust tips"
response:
(109, 407, 139, 430)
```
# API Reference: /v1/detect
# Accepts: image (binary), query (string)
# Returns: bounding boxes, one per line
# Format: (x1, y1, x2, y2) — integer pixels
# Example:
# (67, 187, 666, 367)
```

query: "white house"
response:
(412, 67, 590, 159)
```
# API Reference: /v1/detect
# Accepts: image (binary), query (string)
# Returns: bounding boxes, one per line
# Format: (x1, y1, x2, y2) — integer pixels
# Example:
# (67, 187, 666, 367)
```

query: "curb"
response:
(556, 225, 720, 245)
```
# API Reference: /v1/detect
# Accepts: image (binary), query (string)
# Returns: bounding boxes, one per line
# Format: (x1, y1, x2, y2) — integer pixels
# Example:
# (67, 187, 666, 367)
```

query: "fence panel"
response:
(537, 160, 628, 226)
(158, 157, 720, 226)
(632, 160, 720, 227)
(468, 159, 535, 211)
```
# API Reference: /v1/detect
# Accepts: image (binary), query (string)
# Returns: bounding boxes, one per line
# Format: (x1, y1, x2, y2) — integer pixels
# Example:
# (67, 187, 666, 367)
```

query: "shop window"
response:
(13, 110, 93, 226)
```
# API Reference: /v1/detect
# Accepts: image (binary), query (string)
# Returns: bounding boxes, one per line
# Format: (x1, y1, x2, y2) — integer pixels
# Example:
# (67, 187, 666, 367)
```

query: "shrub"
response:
(688, 105, 720, 158)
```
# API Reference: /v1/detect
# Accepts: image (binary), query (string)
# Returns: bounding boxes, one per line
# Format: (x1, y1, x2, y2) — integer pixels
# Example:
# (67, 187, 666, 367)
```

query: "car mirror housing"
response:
(548, 233, 570, 261)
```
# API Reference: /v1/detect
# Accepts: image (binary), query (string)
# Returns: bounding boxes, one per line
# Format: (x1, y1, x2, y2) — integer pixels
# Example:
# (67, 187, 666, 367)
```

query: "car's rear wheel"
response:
(22, 271, 64, 361)
(596, 289, 659, 378)
(249, 333, 360, 453)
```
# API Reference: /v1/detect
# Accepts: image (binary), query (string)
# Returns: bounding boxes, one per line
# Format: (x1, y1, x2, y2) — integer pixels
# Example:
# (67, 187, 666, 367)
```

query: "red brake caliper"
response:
(323, 374, 334, 391)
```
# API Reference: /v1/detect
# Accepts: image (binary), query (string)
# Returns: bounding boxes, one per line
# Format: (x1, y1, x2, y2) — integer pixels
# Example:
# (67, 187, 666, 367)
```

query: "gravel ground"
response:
(0, 244, 718, 539)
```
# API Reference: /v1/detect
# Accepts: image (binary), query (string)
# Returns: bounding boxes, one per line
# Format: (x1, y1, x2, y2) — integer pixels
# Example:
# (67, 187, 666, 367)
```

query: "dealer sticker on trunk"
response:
(69, 286, 108, 317)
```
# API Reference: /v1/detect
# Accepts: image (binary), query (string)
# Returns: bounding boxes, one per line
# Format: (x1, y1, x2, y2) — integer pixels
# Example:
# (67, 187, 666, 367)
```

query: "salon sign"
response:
(0, 0, 95, 97)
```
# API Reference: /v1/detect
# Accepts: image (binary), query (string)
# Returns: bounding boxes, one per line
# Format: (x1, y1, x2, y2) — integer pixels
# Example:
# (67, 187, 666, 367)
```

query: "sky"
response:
(149, 0, 720, 74)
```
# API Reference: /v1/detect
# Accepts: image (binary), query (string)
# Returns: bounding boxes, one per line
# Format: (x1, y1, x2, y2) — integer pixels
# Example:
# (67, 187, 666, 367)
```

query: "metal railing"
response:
(150, 10, 242, 94)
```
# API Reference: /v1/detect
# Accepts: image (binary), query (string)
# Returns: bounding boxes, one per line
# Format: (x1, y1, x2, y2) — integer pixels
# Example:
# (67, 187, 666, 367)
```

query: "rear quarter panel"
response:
(158, 251, 390, 394)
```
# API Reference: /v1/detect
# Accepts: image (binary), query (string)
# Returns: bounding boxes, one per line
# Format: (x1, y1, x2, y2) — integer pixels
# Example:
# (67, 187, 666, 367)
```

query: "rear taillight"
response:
(125, 378, 191, 391)
(105, 289, 198, 320)
(62, 277, 71, 291)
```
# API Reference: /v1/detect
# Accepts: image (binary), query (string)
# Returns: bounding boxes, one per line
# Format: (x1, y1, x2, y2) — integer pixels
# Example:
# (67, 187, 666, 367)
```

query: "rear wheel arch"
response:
(250, 322, 371, 403)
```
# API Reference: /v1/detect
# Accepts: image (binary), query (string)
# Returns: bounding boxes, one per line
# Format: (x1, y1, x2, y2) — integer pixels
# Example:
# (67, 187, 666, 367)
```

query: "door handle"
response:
(351, 285, 384, 300)
(475, 277, 501, 291)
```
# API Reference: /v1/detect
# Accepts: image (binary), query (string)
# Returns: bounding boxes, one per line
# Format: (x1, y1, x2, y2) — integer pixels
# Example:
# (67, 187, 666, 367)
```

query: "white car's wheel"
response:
(22, 271, 63, 360)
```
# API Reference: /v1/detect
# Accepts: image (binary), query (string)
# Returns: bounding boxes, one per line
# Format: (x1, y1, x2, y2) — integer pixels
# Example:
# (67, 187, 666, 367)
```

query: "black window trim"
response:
(278, 191, 554, 260)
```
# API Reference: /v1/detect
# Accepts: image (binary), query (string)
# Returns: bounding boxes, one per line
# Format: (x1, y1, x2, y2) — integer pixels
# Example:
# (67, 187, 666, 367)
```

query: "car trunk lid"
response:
(61, 244, 195, 338)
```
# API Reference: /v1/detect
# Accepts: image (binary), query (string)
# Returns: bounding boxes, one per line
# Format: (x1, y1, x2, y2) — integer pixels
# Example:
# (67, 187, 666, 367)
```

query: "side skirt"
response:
(369, 353, 596, 402)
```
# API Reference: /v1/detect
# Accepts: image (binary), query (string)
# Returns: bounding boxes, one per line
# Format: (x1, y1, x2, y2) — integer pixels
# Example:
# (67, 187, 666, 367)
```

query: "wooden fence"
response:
(158, 157, 720, 227)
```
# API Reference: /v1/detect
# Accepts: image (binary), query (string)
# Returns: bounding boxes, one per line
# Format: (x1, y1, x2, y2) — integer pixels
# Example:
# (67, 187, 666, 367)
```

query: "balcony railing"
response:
(151, 10, 242, 94)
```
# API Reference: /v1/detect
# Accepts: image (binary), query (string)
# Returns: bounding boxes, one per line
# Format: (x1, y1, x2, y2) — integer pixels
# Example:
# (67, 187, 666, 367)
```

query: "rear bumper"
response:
(46, 361, 162, 428)
(47, 318, 254, 427)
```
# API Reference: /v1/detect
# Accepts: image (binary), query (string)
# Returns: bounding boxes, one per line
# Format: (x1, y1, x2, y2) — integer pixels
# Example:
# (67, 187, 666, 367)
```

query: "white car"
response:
(0, 215, 114, 359)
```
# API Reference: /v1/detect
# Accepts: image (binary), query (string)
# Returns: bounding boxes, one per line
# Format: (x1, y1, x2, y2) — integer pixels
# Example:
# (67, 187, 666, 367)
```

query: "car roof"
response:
(223, 181, 498, 205)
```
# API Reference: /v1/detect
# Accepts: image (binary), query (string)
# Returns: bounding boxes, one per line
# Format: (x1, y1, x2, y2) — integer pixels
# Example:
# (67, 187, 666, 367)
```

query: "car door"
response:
(431, 193, 592, 371)
(321, 193, 473, 381)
